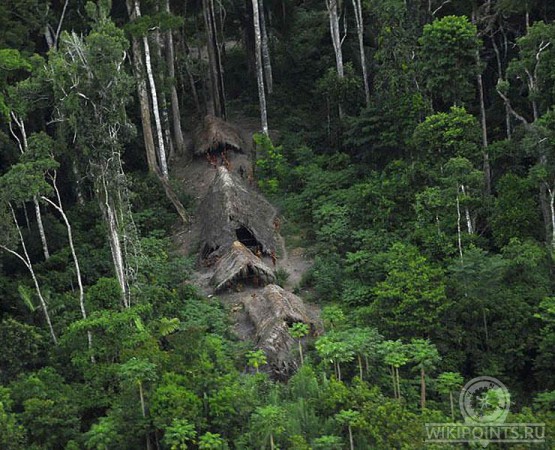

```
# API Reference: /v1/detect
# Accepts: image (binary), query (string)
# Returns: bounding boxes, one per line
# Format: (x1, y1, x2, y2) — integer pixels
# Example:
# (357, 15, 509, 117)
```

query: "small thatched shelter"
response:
(211, 241, 275, 292)
(192, 115, 248, 156)
(198, 166, 276, 259)
(243, 284, 314, 377)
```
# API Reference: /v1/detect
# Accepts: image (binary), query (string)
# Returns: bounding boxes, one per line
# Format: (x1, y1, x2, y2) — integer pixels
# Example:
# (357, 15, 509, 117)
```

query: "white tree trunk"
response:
(549, 186, 555, 251)
(133, 0, 168, 178)
(326, 0, 344, 118)
(1, 204, 57, 344)
(352, 0, 369, 105)
(252, 0, 269, 134)
(125, 0, 158, 174)
(100, 175, 129, 308)
(456, 190, 463, 261)
(258, 0, 273, 94)
(42, 173, 93, 354)
(33, 196, 50, 260)
(460, 185, 474, 234)
(327, 0, 344, 78)
(9, 114, 51, 260)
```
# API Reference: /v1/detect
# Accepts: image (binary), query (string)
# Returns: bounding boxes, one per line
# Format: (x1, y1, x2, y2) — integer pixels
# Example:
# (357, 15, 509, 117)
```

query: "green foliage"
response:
(0, 48, 31, 119)
(246, 349, 267, 372)
(507, 21, 555, 114)
(1, 2, 555, 449)
(315, 63, 362, 116)
(162, 419, 197, 450)
(249, 404, 285, 448)
(150, 374, 203, 429)
(254, 133, 287, 194)
(412, 106, 481, 168)
(85, 415, 119, 450)
(289, 322, 309, 339)
(0, 387, 26, 449)
(491, 173, 541, 246)
(0, 318, 43, 383)
(311, 435, 344, 449)
(371, 242, 447, 337)
(198, 432, 228, 449)
(419, 16, 480, 106)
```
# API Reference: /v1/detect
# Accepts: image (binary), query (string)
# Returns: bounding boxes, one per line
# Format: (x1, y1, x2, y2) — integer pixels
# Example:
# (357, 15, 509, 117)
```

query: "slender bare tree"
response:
(9, 114, 50, 260)
(252, 0, 268, 134)
(258, 0, 273, 94)
(351, 0, 369, 105)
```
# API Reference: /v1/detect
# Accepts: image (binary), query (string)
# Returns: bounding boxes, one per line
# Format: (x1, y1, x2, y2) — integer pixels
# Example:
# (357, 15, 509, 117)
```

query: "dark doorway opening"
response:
(236, 226, 260, 252)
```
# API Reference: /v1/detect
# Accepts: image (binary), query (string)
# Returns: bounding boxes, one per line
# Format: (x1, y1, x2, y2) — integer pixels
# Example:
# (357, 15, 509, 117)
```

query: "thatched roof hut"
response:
(243, 284, 314, 377)
(198, 166, 276, 259)
(211, 241, 275, 292)
(192, 115, 248, 156)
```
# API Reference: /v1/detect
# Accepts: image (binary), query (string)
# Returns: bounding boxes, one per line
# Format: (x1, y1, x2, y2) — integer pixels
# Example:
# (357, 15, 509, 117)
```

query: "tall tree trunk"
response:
(348, 425, 354, 450)
(395, 367, 401, 400)
(326, 0, 344, 78)
(203, 0, 226, 118)
(131, 0, 169, 178)
(456, 189, 463, 261)
(326, 0, 344, 118)
(476, 59, 491, 194)
(164, 0, 185, 156)
(390, 366, 397, 399)
(152, 19, 175, 161)
(547, 185, 555, 251)
(42, 173, 93, 356)
(460, 185, 474, 234)
(138, 381, 152, 450)
(99, 173, 129, 308)
(72, 161, 85, 205)
(252, 0, 269, 134)
(1, 205, 57, 344)
(124, 0, 158, 174)
(33, 197, 50, 260)
(491, 36, 511, 139)
(352, 0, 369, 106)
(9, 114, 51, 260)
(420, 367, 426, 410)
(179, 34, 202, 117)
(258, 0, 273, 94)
(471, 12, 490, 195)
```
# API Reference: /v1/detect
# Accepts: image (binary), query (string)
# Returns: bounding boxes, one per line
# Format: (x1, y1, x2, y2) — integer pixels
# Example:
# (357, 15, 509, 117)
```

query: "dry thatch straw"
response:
(198, 166, 276, 260)
(243, 284, 314, 377)
(192, 115, 248, 156)
(211, 241, 276, 292)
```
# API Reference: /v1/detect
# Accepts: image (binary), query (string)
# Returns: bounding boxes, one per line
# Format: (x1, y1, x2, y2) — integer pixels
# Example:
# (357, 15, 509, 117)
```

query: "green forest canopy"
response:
(0, 0, 555, 448)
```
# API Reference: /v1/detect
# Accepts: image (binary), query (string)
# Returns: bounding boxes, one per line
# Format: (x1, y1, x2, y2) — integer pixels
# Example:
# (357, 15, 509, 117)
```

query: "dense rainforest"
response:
(1, 0, 555, 448)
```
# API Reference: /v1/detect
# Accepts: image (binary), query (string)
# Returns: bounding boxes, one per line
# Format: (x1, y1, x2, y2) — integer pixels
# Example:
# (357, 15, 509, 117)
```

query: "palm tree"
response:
(409, 338, 441, 410)
(289, 322, 309, 365)
(437, 371, 464, 420)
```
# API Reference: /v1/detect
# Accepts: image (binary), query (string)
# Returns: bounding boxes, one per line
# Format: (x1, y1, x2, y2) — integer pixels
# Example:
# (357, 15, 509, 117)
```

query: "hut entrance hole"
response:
(236, 226, 260, 252)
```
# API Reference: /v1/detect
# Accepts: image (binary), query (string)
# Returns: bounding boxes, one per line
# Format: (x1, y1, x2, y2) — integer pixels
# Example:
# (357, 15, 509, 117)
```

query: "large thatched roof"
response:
(198, 166, 276, 259)
(243, 284, 314, 377)
(211, 241, 275, 292)
(192, 115, 248, 156)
